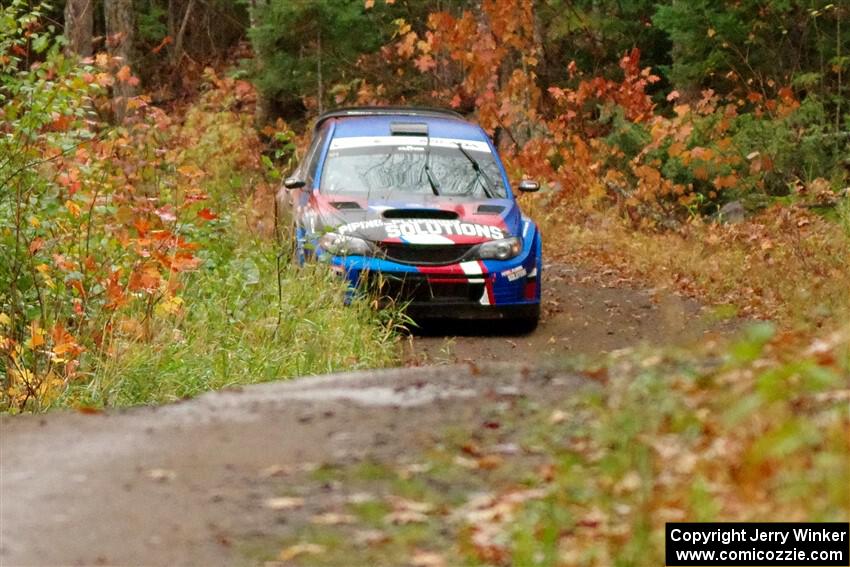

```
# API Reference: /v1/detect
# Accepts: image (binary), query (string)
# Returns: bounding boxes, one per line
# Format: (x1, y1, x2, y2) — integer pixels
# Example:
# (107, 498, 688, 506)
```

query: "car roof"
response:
(316, 107, 488, 142)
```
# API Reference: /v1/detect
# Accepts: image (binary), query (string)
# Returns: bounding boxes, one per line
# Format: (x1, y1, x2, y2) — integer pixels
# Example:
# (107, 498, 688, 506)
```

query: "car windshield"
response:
(319, 136, 508, 199)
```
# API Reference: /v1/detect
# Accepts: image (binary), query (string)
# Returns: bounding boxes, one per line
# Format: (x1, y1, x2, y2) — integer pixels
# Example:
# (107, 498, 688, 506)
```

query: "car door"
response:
(287, 124, 331, 259)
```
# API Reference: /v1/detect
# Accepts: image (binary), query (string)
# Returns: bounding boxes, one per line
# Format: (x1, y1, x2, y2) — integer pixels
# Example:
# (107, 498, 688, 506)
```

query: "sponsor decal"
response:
(336, 219, 385, 234)
(500, 266, 527, 281)
(337, 219, 504, 241)
(330, 136, 492, 153)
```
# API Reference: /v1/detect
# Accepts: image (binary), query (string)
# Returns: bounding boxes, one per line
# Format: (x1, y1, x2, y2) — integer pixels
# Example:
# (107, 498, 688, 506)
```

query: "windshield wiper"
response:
(455, 143, 495, 198)
(424, 134, 441, 196)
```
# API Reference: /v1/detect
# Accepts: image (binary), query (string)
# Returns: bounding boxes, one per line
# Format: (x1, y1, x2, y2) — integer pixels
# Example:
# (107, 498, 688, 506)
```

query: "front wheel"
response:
(513, 304, 540, 334)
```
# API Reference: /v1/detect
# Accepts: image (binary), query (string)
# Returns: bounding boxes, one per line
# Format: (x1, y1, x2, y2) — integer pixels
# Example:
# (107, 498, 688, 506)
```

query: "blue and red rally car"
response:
(280, 107, 542, 329)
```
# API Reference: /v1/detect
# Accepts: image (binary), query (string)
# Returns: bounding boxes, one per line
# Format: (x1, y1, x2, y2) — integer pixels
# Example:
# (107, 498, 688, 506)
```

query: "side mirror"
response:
(518, 179, 540, 193)
(284, 177, 306, 190)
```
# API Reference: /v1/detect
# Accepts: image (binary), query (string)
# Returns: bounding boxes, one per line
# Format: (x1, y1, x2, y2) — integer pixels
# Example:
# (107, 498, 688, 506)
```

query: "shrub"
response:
(1, 13, 400, 412)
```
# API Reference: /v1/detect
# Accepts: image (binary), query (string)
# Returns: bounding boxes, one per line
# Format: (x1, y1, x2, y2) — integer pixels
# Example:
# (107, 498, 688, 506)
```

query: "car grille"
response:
(378, 244, 475, 265)
(368, 274, 484, 304)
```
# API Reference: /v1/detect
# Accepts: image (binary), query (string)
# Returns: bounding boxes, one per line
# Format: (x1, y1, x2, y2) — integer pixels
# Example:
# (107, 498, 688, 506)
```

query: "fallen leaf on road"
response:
(310, 512, 356, 525)
(354, 529, 390, 546)
(453, 455, 478, 469)
(259, 464, 292, 478)
(491, 442, 520, 455)
(537, 463, 556, 482)
(387, 496, 434, 514)
(476, 455, 504, 470)
(385, 510, 429, 525)
(347, 492, 376, 504)
(297, 462, 319, 473)
(411, 550, 447, 567)
(147, 468, 176, 482)
(278, 543, 325, 561)
(549, 409, 567, 424)
(264, 496, 304, 511)
(398, 462, 432, 479)
(384, 496, 434, 525)
(461, 442, 482, 456)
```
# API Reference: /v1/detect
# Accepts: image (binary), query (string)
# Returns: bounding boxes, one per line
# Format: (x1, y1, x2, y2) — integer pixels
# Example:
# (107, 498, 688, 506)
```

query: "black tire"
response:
(513, 304, 540, 334)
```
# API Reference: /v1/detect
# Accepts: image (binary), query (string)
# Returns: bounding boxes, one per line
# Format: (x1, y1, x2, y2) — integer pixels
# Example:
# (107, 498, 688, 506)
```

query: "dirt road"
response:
(0, 263, 730, 566)
(406, 262, 725, 364)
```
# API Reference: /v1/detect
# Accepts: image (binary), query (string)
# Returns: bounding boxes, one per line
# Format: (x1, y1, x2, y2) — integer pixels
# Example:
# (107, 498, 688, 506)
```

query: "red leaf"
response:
(134, 219, 149, 237)
(151, 36, 173, 55)
(197, 208, 217, 221)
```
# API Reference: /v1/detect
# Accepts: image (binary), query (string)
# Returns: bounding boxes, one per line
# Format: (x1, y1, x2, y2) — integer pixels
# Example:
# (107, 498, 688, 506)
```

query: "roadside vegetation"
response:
(257, 326, 848, 566)
(0, 3, 400, 412)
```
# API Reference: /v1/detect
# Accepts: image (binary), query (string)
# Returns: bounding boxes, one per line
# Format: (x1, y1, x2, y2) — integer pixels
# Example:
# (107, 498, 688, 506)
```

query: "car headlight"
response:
(318, 232, 373, 256)
(477, 237, 522, 260)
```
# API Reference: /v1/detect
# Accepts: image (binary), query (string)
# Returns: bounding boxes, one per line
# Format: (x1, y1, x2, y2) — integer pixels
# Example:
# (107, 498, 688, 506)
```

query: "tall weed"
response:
(67, 236, 399, 408)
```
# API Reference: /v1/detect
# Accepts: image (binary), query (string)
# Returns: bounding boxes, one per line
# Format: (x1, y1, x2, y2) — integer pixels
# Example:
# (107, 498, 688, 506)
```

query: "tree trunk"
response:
(249, 0, 272, 126)
(104, 0, 136, 122)
(64, 0, 93, 57)
(167, 0, 178, 57)
(316, 27, 323, 115)
(172, 0, 196, 65)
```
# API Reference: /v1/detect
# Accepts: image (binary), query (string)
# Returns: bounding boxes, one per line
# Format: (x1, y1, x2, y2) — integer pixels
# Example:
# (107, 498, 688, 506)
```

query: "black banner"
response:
(666, 522, 850, 566)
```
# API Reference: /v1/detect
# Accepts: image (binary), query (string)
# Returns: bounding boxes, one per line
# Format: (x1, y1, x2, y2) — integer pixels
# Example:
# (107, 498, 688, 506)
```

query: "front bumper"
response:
(404, 302, 540, 320)
(323, 230, 542, 317)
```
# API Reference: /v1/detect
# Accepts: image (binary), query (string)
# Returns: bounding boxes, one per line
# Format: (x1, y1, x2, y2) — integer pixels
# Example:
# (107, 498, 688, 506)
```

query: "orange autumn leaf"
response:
(129, 264, 162, 292)
(29, 237, 45, 254)
(65, 200, 81, 218)
(151, 36, 172, 54)
(51, 325, 84, 359)
(713, 173, 738, 190)
(29, 322, 45, 348)
(116, 65, 133, 83)
(197, 208, 217, 221)
(169, 253, 202, 272)
(693, 166, 710, 181)
(667, 141, 685, 158)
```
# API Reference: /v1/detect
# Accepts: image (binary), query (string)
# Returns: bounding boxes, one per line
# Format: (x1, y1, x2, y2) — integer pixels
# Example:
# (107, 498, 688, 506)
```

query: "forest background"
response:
(2, 1, 848, 563)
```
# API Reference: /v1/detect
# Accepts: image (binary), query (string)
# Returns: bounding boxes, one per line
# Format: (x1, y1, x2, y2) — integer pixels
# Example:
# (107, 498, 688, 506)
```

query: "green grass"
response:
(62, 223, 401, 408)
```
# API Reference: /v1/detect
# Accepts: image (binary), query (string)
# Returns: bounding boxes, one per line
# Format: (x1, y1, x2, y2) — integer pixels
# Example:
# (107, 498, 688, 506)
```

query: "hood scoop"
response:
(382, 208, 459, 220)
(477, 204, 505, 215)
(331, 201, 363, 210)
